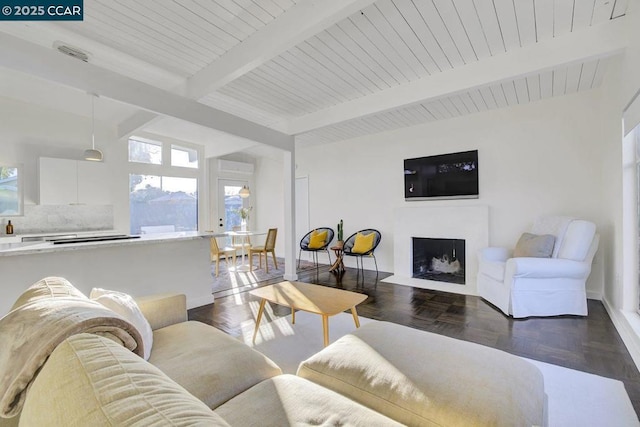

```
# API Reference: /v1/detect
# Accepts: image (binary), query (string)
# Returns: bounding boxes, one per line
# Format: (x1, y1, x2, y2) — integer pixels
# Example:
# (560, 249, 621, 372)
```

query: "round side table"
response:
(329, 242, 345, 274)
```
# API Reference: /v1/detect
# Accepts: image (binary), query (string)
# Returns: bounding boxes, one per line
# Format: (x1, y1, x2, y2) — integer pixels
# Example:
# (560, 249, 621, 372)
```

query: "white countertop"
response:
(0, 231, 224, 257)
(0, 230, 120, 243)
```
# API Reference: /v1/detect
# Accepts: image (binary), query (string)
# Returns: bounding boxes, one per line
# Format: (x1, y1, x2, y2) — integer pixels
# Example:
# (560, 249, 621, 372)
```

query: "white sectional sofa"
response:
(0, 278, 546, 426)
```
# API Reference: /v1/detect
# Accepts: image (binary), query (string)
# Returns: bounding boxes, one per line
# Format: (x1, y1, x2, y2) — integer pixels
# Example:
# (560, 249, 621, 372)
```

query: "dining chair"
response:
(248, 228, 278, 273)
(210, 237, 237, 277)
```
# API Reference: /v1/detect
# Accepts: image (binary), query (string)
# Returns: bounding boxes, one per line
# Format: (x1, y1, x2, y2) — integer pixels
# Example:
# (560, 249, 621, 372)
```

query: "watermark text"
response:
(1, 1, 83, 20)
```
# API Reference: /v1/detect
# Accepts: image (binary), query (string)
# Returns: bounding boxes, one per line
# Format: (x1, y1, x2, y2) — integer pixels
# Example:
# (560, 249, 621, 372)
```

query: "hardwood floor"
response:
(189, 266, 640, 417)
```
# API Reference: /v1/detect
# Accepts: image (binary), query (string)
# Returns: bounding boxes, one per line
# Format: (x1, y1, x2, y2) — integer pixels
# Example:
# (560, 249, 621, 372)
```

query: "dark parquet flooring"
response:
(189, 266, 640, 417)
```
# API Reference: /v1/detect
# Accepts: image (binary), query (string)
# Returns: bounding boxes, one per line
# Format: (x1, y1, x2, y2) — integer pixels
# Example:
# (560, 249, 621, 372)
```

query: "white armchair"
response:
(477, 216, 599, 318)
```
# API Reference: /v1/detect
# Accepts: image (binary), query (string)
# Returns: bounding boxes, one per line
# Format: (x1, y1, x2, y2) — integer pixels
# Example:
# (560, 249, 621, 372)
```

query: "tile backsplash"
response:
(2, 204, 114, 234)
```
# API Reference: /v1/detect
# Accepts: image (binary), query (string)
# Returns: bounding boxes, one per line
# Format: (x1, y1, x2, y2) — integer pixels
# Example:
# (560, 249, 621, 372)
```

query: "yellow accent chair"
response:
(343, 229, 382, 278)
(298, 227, 334, 272)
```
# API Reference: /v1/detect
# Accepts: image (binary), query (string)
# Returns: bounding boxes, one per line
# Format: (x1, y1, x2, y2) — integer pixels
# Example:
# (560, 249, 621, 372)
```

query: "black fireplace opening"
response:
(412, 237, 465, 285)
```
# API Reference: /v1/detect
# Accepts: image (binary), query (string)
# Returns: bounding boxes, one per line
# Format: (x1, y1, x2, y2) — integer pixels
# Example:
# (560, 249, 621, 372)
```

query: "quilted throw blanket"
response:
(0, 296, 143, 417)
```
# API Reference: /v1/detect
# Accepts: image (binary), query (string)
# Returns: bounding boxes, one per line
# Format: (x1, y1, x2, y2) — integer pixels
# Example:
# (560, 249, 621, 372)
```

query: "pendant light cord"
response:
(91, 94, 95, 150)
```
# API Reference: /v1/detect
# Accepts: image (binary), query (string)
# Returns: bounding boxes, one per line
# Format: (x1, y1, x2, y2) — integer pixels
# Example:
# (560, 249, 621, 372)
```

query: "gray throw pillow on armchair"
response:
(513, 233, 556, 258)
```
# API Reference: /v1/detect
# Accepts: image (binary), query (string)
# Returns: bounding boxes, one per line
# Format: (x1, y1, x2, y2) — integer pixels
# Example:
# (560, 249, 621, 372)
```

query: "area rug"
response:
(235, 310, 639, 427)
(211, 257, 316, 295)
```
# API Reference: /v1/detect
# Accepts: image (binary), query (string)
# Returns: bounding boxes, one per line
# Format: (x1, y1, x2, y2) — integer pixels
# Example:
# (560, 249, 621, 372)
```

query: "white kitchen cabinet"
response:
(77, 160, 110, 204)
(39, 157, 110, 205)
(0, 236, 21, 244)
(39, 157, 76, 205)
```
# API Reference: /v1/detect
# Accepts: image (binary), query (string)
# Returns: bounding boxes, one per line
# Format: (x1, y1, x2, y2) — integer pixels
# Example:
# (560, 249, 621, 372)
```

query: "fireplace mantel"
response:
(383, 205, 489, 296)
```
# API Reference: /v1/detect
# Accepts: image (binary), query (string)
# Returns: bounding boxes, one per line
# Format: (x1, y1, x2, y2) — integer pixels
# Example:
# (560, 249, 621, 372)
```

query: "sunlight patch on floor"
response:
(229, 272, 256, 305)
(228, 275, 245, 305)
(239, 300, 295, 346)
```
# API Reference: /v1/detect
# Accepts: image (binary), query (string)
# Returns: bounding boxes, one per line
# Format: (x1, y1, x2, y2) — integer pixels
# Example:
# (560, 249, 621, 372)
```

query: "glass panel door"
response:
(217, 179, 249, 232)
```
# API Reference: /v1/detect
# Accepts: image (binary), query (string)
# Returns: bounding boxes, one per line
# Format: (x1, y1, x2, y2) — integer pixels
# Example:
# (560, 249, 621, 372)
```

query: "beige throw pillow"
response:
(513, 233, 555, 258)
(90, 288, 153, 360)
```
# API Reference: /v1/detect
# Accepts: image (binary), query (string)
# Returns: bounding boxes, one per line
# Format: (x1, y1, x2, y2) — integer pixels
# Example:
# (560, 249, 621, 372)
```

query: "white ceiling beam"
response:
(118, 0, 376, 139)
(117, 110, 163, 140)
(183, 0, 378, 98)
(0, 22, 185, 90)
(200, 92, 289, 132)
(287, 17, 628, 135)
(122, 93, 289, 140)
(0, 33, 294, 151)
(118, 111, 162, 140)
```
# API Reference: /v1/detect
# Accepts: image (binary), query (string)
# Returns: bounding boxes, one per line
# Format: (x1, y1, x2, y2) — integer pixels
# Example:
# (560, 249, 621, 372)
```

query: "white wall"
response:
(296, 89, 607, 296)
(0, 237, 214, 315)
(596, 0, 640, 367)
(254, 155, 285, 256)
(600, 2, 640, 308)
(0, 96, 122, 233)
(210, 151, 287, 257)
(0, 96, 212, 236)
(0, 96, 116, 205)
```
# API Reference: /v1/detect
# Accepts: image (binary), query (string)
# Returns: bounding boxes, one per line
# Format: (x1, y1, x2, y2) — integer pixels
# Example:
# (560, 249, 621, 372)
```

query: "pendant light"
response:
(239, 185, 250, 198)
(84, 93, 103, 162)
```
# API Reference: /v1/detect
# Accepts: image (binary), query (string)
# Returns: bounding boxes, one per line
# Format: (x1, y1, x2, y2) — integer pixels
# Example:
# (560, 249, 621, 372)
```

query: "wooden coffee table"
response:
(249, 281, 367, 347)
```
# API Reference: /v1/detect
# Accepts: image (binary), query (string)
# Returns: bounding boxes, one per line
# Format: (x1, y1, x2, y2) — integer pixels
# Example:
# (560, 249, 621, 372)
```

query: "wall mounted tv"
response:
(404, 150, 478, 200)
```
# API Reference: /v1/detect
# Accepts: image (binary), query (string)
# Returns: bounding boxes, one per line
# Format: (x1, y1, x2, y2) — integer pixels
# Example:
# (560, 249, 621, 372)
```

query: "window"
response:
(129, 175, 197, 234)
(129, 137, 162, 165)
(0, 165, 23, 216)
(171, 144, 198, 168)
(128, 137, 201, 235)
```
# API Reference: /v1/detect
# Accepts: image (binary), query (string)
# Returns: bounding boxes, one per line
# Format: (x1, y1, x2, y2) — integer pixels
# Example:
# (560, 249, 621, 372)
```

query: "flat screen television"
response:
(404, 150, 478, 200)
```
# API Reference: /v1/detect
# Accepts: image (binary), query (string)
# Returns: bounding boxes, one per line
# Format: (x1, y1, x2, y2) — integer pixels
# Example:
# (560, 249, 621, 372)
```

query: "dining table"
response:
(225, 230, 267, 272)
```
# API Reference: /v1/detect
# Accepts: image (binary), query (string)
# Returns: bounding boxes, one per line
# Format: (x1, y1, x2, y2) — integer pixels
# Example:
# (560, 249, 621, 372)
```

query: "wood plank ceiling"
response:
(294, 58, 609, 145)
(200, 0, 626, 145)
(60, 0, 298, 78)
(0, 0, 630, 147)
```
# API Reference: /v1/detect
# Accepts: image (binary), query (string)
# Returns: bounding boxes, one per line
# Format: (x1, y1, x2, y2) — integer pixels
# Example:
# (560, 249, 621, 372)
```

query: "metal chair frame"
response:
(297, 227, 334, 273)
(343, 229, 382, 280)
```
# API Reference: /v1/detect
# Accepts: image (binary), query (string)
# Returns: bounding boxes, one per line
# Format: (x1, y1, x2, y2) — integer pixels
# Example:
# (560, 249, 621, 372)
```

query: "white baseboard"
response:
(587, 290, 602, 300)
(602, 297, 640, 370)
(382, 275, 477, 296)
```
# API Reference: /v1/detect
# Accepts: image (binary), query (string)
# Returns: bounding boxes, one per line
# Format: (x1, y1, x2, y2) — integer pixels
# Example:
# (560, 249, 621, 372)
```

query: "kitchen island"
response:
(0, 232, 218, 315)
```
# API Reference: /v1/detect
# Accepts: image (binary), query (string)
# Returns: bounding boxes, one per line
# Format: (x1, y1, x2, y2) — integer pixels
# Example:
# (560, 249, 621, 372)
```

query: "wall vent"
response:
(53, 41, 90, 62)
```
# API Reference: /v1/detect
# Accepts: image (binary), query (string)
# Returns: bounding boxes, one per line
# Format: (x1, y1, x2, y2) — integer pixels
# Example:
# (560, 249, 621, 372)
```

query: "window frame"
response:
(128, 136, 204, 233)
(128, 136, 163, 165)
(0, 164, 24, 216)
(635, 129, 640, 314)
(171, 144, 199, 169)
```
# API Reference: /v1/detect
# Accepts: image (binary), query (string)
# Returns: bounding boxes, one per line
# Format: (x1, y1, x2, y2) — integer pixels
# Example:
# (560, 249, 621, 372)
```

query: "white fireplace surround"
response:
(384, 205, 489, 296)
